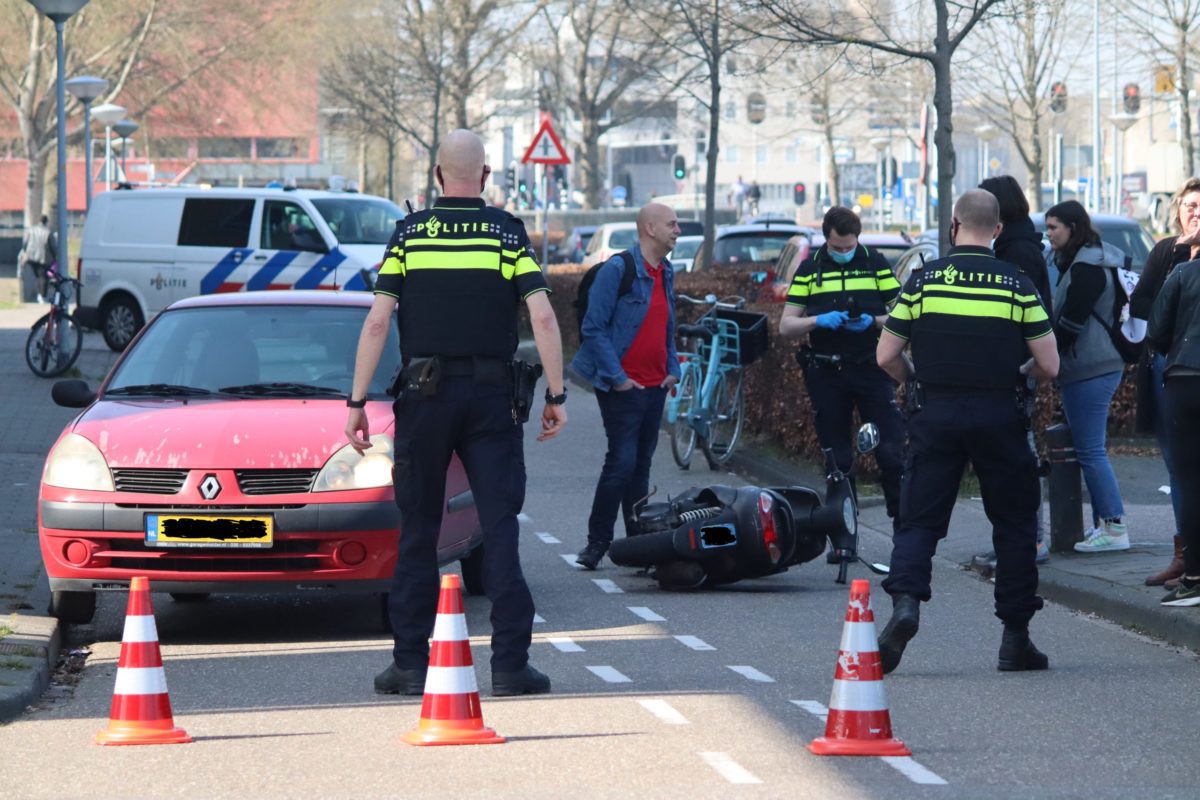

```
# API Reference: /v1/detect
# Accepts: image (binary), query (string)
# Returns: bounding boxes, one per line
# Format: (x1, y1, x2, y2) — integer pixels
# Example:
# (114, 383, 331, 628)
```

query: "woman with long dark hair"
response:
(1045, 200, 1129, 552)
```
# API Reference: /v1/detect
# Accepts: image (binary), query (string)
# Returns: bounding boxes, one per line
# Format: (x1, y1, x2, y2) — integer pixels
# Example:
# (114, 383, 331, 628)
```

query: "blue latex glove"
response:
(814, 310, 850, 330)
(844, 313, 874, 333)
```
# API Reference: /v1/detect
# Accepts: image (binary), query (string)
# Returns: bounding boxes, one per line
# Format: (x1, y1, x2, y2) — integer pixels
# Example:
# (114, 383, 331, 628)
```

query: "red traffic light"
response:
(793, 182, 807, 206)
(1049, 81, 1067, 113)
(1123, 82, 1141, 114)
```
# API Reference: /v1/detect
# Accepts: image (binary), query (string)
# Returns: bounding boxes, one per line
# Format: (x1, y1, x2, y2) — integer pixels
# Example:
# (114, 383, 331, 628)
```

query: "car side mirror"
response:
(52, 380, 96, 409)
(855, 423, 880, 454)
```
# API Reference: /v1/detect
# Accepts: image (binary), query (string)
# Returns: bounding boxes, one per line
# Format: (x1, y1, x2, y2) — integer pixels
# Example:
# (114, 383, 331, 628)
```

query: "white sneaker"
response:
(1073, 521, 1129, 553)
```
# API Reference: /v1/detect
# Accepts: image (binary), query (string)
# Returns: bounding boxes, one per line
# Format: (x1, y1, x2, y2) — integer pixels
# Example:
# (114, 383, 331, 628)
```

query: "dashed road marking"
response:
(548, 636, 584, 653)
(586, 665, 632, 683)
(699, 752, 761, 784)
(592, 579, 623, 593)
(628, 606, 666, 622)
(789, 699, 828, 721)
(517, 513, 533, 523)
(675, 635, 716, 651)
(560, 554, 584, 568)
(536, 531, 561, 544)
(727, 665, 774, 682)
(881, 757, 949, 785)
(533, 613, 545, 624)
(637, 698, 689, 725)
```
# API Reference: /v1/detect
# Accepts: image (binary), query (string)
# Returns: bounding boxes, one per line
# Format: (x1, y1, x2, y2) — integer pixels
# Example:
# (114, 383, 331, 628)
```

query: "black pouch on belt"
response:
(400, 356, 442, 398)
(510, 360, 544, 423)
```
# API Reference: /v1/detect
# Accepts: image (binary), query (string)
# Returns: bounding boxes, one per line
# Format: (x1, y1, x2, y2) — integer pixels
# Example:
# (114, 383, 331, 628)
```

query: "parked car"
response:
(39, 290, 483, 625)
(561, 224, 599, 263)
(580, 221, 640, 268)
(693, 223, 814, 272)
(670, 235, 705, 269)
(765, 232, 913, 302)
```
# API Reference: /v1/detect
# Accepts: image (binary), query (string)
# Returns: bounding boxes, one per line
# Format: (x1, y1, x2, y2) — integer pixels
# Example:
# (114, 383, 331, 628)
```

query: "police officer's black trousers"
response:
(881, 392, 1044, 626)
(802, 360, 905, 521)
(388, 375, 534, 673)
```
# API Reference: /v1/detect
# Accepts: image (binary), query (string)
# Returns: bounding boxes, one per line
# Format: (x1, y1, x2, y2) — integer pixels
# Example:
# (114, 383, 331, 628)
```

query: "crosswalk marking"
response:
(536, 532, 561, 544)
(592, 579, 623, 594)
(517, 513, 532, 523)
(637, 698, 689, 725)
(533, 613, 545, 624)
(586, 665, 631, 683)
(790, 699, 828, 721)
(881, 757, 949, 785)
(675, 635, 716, 651)
(699, 752, 761, 784)
(560, 554, 583, 568)
(627, 606, 666, 622)
(726, 665, 774, 682)
(547, 636, 584, 653)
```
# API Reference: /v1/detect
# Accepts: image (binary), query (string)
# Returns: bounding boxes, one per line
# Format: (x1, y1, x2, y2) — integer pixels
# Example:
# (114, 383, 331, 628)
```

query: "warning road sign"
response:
(521, 119, 570, 165)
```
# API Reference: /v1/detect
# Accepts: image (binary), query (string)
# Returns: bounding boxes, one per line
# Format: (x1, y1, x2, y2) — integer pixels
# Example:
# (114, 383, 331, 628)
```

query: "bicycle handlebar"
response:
(676, 293, 746, 310)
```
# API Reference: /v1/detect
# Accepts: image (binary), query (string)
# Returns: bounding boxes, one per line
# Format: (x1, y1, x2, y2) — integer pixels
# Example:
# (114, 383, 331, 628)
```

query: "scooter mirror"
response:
(855, 423, 880, 454)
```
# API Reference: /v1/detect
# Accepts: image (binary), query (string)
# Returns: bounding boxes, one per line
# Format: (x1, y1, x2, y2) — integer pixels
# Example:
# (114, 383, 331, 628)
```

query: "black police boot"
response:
(576, 541, 608, 571)
(878, 594, 920, 674)
(997, 624, 1049, 672)
(492, 663, 551, 697)
(374, 663, 427, 695)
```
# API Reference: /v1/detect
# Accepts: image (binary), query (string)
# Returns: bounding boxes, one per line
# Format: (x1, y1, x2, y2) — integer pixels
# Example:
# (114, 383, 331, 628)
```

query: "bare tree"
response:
(749, 0, 1004, 250)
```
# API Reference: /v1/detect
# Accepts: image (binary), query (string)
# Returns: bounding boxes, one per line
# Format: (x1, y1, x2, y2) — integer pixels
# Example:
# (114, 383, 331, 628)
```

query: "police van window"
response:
(177, 198, 254, 248)
(311, 197, 405, 245)
(262, 200, 325, 252)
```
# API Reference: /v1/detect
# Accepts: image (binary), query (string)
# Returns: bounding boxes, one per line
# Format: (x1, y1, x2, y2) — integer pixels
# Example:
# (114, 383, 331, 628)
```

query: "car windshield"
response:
(713, 232, 795, 264)
(1097, 225, 1154, 273)
(609, 228, 639, 250)
(310, 197, 405, 245)
(871, 245, 912, 268)
(105, 305, 400, 398)
(671, 239, 703, 262)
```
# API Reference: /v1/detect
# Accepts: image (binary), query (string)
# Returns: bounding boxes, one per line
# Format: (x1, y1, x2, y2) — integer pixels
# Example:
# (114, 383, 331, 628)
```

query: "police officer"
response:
(345, 129, 567, 697)
(779, 206, 905, 531)
(875, 189, 1060, 674)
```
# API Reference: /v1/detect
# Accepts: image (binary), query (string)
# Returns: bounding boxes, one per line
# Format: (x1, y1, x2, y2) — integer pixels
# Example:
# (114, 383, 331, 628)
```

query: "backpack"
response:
(574, 250, 637, 336)
(1090, 261, 1144, 364)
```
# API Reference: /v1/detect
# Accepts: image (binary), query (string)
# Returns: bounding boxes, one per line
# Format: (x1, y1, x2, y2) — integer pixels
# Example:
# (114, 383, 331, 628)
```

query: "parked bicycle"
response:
(666, 293, 769, 470)
(26, 265, 83, 378)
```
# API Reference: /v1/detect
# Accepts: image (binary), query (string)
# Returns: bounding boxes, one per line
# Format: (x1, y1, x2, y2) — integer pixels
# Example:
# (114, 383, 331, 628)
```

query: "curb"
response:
(0, 579, 61, 724)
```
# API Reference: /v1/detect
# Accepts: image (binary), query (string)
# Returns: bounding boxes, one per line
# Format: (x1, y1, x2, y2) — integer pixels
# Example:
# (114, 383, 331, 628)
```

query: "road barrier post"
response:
(1045, 423, 1083, 553)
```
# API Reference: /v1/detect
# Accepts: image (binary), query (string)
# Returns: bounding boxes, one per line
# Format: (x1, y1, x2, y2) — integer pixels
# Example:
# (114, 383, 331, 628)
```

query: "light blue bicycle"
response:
(666, 294, 768, 470)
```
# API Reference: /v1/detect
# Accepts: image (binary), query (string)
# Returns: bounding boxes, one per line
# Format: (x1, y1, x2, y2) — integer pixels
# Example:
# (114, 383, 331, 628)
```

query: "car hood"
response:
(71, 398, 393, 470)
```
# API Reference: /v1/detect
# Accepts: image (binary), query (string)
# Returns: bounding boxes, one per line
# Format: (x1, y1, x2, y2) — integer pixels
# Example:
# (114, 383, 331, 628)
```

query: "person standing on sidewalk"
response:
(1045, 200, 1130, 553)
(1148, 254, 1200, 606)
(1131, 178, 1200, 587)
(573, 203, 681, 570)
(17, 215, 56, 303)
(875, 190, 1060, 674)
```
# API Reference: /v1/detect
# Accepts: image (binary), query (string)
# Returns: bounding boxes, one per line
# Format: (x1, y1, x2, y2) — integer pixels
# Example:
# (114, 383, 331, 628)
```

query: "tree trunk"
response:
(386, 136, 396, 202)
(1028, 114, 1044, 212)
(424, 88, 443, 208)
(24, 151, 49, 229)
(580, 116, 604, 210)
(823, 123, 840, 207)
(933, 10, 955, 254)
(1179, 29, 1195, 177)
(701, 0, 720, 269)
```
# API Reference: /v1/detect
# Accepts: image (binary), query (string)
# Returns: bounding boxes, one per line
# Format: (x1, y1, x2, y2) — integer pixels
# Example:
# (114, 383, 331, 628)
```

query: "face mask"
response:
(828, 247, 855, 265)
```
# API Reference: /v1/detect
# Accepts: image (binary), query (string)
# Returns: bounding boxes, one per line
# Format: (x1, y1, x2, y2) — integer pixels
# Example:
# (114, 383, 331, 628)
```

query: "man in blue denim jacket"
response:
(573, 203, 683, 569)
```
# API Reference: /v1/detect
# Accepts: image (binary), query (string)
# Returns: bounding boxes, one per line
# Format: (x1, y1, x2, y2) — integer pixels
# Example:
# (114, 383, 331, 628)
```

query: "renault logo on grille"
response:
(199, 474, 222, 500)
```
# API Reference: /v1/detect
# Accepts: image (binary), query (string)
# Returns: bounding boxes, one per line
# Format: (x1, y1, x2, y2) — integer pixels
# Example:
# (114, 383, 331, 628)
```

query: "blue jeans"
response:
(587, 386, 668, 544)
(1152, 353, 1183, 531)
(1060, 370, 1125, 524)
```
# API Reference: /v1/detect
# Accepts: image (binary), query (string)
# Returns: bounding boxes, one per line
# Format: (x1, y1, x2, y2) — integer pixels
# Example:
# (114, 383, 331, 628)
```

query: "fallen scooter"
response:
(608, 424, 889, 589)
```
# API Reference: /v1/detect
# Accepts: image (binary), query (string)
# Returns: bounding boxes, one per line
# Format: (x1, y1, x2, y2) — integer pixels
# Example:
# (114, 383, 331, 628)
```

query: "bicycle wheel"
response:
(669, 365, 699, 468)
(703, 369, 745, 468)
(26, 312, 82, 378)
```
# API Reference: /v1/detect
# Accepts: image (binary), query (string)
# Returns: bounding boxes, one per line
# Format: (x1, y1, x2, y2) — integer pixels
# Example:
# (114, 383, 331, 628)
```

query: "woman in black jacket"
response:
(1130, 178, 1200, 587)
(1147, 256, 1200, 606)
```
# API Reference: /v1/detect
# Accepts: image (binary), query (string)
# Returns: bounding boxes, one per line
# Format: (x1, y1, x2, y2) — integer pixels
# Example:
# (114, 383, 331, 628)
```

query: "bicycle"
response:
(666, 293, 768, 470)
(26, 265, 83, 378)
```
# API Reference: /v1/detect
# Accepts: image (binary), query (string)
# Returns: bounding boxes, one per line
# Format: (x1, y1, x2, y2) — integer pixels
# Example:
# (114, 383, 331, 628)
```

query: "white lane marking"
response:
(517, 513, 532, 523)
(536, 531, 561, 544)
(727, 665, 774, 682)
(637, 698, 689, 725)
(548, 636, 584, 653)
(627, 606, 666, 622)
(586, 665, 632, 683)
(674, 635, 716, 651)
(881, 757, 949, 786)
(699, 752, 761, 785)
(560, 554, 584, 568)
(592, 578, 623, 593)
(533, 613, 546, 624)
(790, 699, 829, 722)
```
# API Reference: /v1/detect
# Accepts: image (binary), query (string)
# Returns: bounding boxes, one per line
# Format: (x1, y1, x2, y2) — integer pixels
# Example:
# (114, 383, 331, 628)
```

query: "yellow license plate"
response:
(144, 514, 274, 549)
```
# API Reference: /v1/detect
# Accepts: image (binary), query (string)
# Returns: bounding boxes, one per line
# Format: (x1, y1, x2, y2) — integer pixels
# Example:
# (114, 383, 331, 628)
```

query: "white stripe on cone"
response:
(112, 666, 169, 696)
(121, 615, 159, 644)
(431, 613, 468, 642)
(423, 665, 480, 695)
(838, 621, 881, 656)
(828, 677, 889, 712)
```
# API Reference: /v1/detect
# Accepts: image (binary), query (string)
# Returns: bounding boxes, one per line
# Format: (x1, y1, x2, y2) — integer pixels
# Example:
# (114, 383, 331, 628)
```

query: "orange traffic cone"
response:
(808, 579, 910, 757)
(95, 577, 191, 745)
(401, 573, 504, 746)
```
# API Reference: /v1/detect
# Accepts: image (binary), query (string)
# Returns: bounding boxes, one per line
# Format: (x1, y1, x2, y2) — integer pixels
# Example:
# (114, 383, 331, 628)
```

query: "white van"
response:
(76, 186, 405, 351)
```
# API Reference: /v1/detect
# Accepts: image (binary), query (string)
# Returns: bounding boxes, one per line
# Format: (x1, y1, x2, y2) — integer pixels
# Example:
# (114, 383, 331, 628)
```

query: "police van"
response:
(76, 186, 405, 351)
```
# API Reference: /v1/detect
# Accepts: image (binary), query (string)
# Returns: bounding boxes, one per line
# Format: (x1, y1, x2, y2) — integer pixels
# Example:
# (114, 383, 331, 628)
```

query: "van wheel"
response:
(48, 590, 97, 624)
(101, 294, 143, 352)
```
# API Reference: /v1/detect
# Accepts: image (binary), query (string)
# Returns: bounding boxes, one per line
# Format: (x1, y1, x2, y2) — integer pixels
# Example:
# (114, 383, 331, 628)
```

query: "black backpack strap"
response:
(616, 250, 638, 297)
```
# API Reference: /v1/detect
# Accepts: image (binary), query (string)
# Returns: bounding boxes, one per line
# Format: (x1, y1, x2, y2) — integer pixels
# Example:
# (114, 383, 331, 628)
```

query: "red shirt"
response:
(620, 259, 669, 387)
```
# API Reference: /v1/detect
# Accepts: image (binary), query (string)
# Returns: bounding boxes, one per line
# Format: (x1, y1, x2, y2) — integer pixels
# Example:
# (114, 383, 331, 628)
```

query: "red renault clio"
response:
(40, 291, 483, 624)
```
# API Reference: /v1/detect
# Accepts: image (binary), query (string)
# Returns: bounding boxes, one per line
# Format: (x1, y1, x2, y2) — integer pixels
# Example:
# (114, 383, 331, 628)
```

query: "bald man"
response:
(572, 202, 682, 570)
(346, 128, 566, 697)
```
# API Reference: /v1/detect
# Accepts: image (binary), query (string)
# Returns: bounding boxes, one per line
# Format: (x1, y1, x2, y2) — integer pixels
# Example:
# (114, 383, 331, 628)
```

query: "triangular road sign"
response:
(521, 118, 570, 165)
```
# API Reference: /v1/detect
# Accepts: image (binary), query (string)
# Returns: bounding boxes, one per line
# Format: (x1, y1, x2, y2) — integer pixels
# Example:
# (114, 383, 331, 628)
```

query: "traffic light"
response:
(673, 154, 686, 180)
(518, 176, 528, 194)
(1049, 81, 1067, 114)
(793, 181, 807, 206)
(1123, 82, 1141, 114)
(505, 164, 516, 191)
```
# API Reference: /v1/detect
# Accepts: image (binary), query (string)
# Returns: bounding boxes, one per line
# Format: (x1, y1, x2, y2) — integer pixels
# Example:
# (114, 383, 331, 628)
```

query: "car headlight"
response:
(313, 434, 394, 492)
(43, 433, 114, 492)
(842, 495, 857, 536)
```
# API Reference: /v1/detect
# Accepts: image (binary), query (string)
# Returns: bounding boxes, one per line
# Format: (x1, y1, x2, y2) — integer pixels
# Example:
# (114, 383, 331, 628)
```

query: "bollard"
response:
(1045, 422, 1084, 554)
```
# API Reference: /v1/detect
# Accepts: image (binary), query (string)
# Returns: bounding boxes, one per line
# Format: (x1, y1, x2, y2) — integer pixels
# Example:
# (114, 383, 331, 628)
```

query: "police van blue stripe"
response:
(294, 248, 348, 289)
(245, 252, 299, 291)
(200, 248, 255, 294)
(342, 270, 369, 291)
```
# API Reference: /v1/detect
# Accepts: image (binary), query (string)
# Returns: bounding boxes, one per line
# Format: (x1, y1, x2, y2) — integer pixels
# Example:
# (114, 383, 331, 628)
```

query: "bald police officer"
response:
(346, 129, 567, 697)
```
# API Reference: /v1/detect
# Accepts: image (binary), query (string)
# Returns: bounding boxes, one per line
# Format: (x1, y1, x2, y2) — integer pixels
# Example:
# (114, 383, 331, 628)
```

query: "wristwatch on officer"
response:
(346, 396, 367, 409)
(544, 387, 567, 405)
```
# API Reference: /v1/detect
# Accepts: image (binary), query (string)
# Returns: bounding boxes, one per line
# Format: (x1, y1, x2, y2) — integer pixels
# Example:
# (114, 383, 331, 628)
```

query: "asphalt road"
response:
(1, 374, 1198, 799)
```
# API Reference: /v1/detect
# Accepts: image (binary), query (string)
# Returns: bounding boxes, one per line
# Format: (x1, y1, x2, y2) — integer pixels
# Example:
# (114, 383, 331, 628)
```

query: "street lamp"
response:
(91, 102, 125, 190)
(974, 124, 998, 182)
(26, 0, 90, 279)
(1109, 112, 1138, 216)
(64, 75, 107, 210)
(112, 118, 138, 183)
(870, 136, 889, 231)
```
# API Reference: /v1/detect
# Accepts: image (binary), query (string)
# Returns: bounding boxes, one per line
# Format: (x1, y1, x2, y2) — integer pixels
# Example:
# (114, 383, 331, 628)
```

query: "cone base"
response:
(402, 723, 505, 747)
(95, 723, 191, 746)
(808, 736, 910, 757)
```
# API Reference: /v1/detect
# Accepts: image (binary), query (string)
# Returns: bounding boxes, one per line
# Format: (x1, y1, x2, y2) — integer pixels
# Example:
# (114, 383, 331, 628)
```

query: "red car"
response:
(41, 291, 482, 624)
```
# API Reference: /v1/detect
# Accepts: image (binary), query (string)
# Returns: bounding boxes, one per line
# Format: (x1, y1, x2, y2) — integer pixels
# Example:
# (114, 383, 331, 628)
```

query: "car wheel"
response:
(460, 542, 486, 596)
(48, 590, 96, 624)
(101, 293, 144, 352)
(169, 593, 210, 603)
